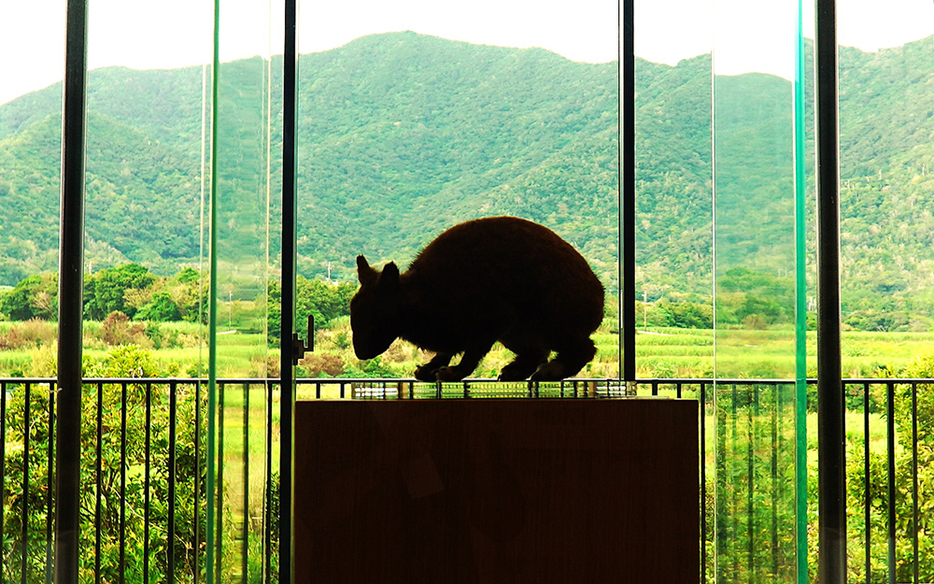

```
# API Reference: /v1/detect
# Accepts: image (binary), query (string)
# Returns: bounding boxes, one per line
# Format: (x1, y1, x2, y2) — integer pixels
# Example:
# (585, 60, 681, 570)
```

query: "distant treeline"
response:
(0, 264, 356, 338)
(0, 264, 202, 323)
(0, 262, 923, 333)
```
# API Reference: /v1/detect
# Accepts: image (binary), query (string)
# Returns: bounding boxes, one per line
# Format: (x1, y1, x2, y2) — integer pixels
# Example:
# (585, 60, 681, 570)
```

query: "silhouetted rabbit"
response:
(351, 216, 605, 381)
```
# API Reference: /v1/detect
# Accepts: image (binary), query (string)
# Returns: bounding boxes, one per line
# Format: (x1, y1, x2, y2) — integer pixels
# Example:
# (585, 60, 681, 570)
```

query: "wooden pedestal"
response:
(294, 399, 698, 583)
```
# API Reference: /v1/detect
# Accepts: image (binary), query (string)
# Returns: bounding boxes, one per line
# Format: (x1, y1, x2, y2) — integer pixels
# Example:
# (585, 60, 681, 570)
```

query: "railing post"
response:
(815, 0, 846, 581)
(911, 382, 920, 583)
(168, 381, 178, 582)
(55, 0, 88, 581)
(886, 382, 895, 584)
(0, 381, 5, 572)
(864, 382, 872, 584)
(23, 382, 32, 581)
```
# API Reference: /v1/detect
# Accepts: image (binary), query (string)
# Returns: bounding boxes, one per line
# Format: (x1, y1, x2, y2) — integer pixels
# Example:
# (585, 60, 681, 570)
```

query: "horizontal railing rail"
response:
(0, 376, 930, 583)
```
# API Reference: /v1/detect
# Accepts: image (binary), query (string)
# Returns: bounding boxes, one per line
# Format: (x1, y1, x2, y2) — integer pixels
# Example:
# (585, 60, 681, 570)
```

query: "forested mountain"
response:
(2, 32, 934, 329)
(0, 32, 619, 286)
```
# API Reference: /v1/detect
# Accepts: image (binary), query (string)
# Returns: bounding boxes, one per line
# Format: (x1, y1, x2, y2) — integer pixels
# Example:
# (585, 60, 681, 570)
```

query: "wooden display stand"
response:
(294, 399, 699, 583)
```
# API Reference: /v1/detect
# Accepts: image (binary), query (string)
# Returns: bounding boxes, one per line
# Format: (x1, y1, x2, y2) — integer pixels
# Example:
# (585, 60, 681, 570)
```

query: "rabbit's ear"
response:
(379, 262, 400, 291)
(356, 255, 378, 287)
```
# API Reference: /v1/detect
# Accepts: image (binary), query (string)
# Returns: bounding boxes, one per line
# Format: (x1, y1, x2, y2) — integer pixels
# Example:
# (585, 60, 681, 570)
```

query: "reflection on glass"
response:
(207, 0, 273, 581)
(712, 0, 804, 582)
(714, 382, 799, 581)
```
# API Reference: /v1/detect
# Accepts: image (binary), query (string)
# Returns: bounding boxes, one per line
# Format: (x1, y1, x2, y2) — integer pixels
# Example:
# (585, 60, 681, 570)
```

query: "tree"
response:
(716, 267, 793, 326)
(136, 291, 183, 322)
(85, 264, 156, 320)
(0, 273, 58, 321)
(661, 301, 712, 329)
(166, 268, 207, 323)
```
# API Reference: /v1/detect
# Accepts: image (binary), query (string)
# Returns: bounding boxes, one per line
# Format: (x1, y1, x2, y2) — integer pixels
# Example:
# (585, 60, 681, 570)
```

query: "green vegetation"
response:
(1, 261, 933, 382)
(8, 327, 933, 582)
(1, 260, 930, 379)
(4, 307, 934, 582)
(267, 277, 356, 343)
(3, 30, 934, 581)
(2, 347, 207, 582)
(714, 363, 934, 583)
(0, 274, 57, 321)
(7, 314, 934, 382)
(3, 33, 934, 331)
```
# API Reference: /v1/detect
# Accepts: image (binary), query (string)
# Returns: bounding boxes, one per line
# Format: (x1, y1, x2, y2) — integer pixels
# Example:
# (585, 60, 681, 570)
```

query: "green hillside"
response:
(290, 33, 619, 286)
(2, 32, 934, 330)
(0, 32, 620, 287)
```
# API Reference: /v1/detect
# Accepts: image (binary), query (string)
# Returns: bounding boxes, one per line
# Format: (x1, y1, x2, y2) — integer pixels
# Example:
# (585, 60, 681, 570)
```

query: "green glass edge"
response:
(206, 0, 221, 581)
(794, 0, 809, 580)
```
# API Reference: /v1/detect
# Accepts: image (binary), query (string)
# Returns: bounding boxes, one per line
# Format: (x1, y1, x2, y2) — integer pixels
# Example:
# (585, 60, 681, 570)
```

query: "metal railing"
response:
(0, 376, 930, 583)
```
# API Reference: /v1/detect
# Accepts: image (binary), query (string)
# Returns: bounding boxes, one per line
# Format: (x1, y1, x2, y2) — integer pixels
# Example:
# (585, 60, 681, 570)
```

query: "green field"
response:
(5, 319, 934, 379)
(635, 327, 934, 379)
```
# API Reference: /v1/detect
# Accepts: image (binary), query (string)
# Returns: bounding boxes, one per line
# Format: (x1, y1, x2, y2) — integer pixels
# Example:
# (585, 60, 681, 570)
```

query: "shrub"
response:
(101, 312, 151, 348)
(298, 353, 346, 377)
(0, 319, 56, 350)
(662, 301, 713, 329)
(2, 347, 208, 581)
(84, 264, 156, 320)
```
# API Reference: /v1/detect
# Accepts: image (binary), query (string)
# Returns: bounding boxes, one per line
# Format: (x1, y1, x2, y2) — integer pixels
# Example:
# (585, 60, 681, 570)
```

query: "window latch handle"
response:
(291, 314, 314, 365)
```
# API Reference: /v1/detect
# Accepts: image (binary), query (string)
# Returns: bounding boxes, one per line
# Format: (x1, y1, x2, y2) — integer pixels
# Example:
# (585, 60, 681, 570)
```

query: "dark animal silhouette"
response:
(351, 216, 605, 382)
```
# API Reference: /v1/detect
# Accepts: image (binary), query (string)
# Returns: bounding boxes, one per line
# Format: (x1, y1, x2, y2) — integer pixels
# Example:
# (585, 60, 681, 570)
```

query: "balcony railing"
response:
(0, 377, 929, 582)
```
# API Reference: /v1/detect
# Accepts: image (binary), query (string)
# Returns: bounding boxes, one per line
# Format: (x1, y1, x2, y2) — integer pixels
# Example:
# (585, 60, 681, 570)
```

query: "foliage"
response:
(100, 311, 150, 348)
(267, 275, 356, 343)
(870, 355, 934, 581)
(84, 263, 156, 320)
(1, 347, 208, 582)
(716, 267, 794, 327)
(6, 32, 934, 583)
(135, 291, 183, 322)
(660, 301, 713, 329)
(297, 353, 346, 377)
(2, 265, 205, 327)
(712, 384, 799, 582)
(0, 319, 56, 351)
(3, 34, 934, 325)
(706, 365, 934, 584)
(0, 274, 57, 321)
(5, 326, 934, 580)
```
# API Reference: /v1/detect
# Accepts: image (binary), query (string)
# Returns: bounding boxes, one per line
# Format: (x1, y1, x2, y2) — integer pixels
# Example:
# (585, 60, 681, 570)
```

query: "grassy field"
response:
(635, 327, 934, 379)
(4, 319, 934, 379)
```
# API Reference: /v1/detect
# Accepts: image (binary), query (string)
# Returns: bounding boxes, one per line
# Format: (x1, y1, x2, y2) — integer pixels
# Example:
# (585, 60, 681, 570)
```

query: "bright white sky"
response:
(0, 0, 932, 105)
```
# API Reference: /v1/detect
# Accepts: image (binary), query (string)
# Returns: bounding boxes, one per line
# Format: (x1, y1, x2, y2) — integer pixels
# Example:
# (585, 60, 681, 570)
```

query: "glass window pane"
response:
(0, 0, 65, 369)
(208, 0, 273, 581)
(836, 1, 934, 580)
(296, 0, 620, 385)
(711, 1, 804, 582)
(634, 1, 714, 379)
